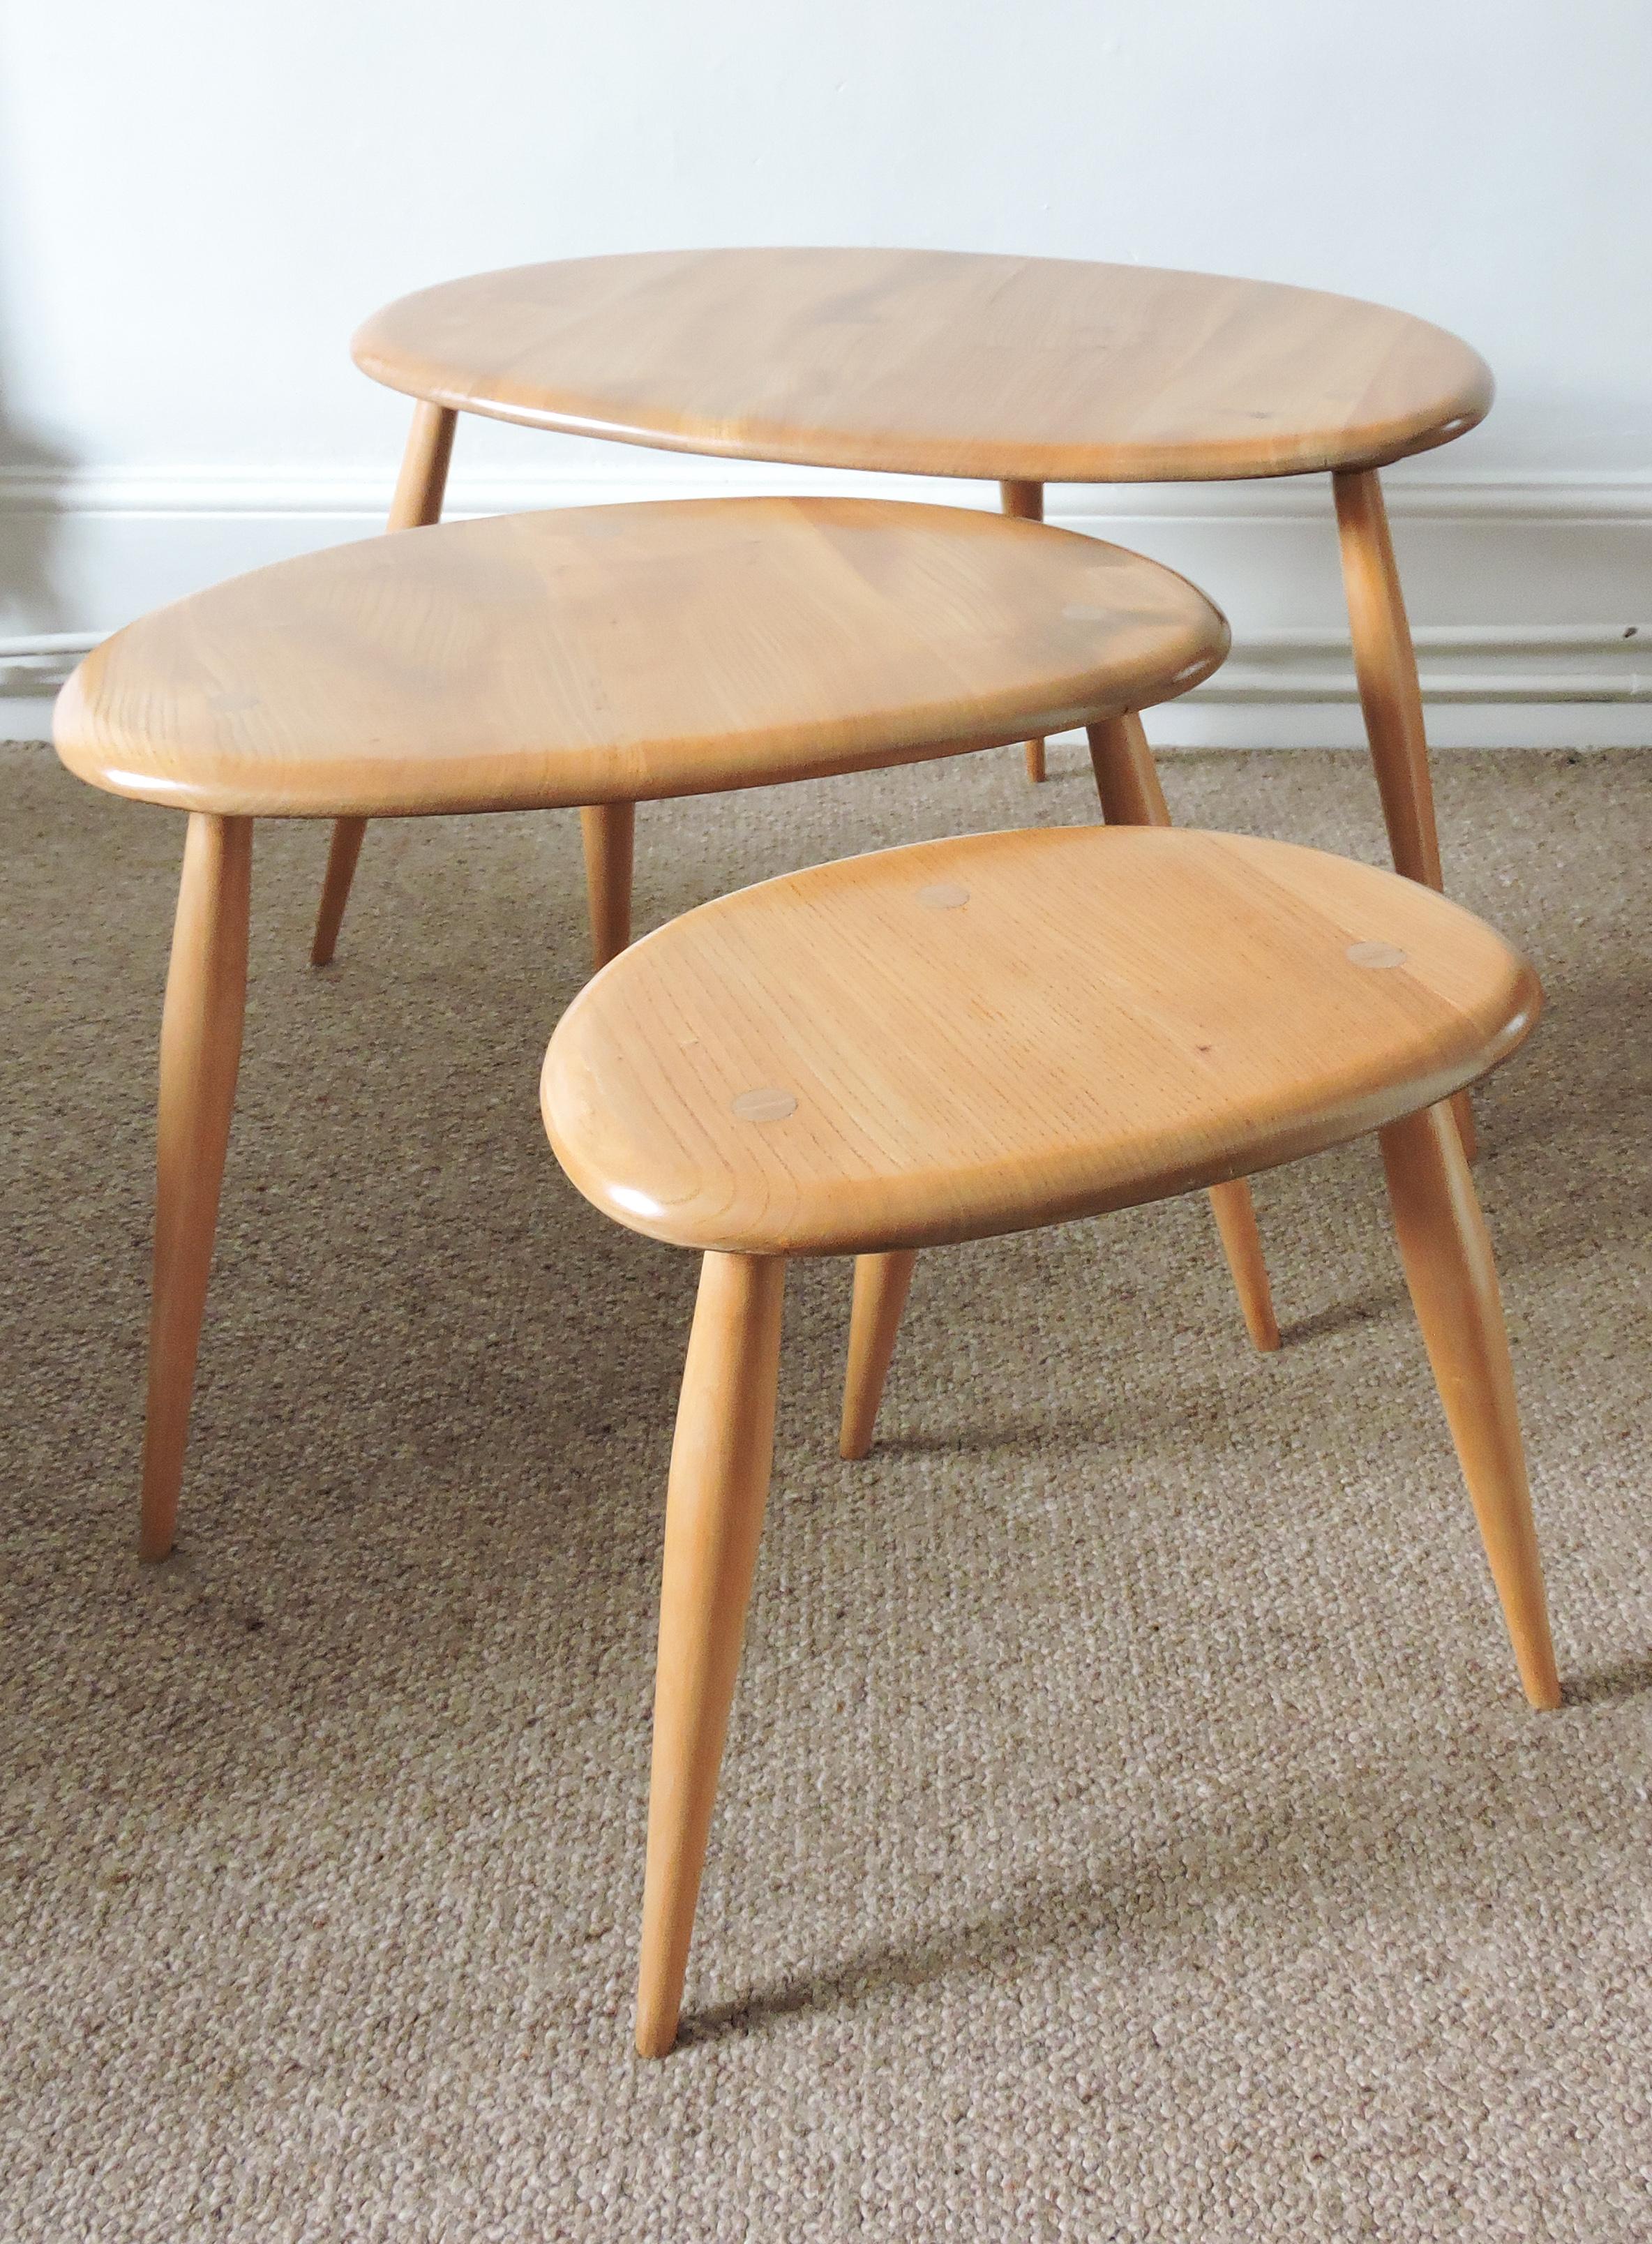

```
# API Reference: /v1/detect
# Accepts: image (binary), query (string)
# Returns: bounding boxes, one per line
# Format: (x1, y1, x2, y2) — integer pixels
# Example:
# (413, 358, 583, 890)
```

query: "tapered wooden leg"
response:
(580, 802, 637, 971)
(1334, 468, 1442, 891)
(1205, 1181, 1282, 1352)
(1000, 481, 1047, 781)
(140, 815, 253, 1561)
(637, 1252, 787, 2056)
(1333, 468, 1476, 1162)
(1086, 715, 1282, 1352)
(1379, 1103, 1560, 1709)
(310, 816, 366, 967)
(1451, 1095, 1480, 1165)
(309, 400, 457, 966)
(1088, 710, 1173, 828)
(839, 1249, 916, 1459)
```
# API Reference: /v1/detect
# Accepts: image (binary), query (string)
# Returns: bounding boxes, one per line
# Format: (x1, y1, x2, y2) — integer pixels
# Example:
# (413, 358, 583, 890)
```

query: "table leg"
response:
(1334, 466, 1476, 1161)
(309, 400, 456, 966)
(839, 1248, 916, 1460)
(636, 1252, 786, 2056)
(1379, 1102, 1560, 1708)
(580, 802, 637, 970)
(310, 816, 366, 968)
(1000, 480, 1048, 781)
(140, 814, 253, 1560)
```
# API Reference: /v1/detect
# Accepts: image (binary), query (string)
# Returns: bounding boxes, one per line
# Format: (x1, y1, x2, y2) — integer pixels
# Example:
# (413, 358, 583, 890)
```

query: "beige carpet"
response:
(4, 738, 1651, 2242)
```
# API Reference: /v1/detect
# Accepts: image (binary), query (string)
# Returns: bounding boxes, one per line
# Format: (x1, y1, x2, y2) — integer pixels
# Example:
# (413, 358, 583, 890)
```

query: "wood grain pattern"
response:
(1379, 1103, 1560, 1708)
(353, 248, 1492, 484)
(636, 1251, 786, 2057)
(53, 498, 1226, 820)
(542, 827, 1540, 1260)
(140, 815, 252, 1561)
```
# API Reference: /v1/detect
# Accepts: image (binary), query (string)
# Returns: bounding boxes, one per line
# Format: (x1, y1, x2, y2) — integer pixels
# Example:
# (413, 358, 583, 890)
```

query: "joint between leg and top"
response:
(1086, 715, 1280, 1349)
(1000, 480, 1048, 781)
(581, 802, 638, 971)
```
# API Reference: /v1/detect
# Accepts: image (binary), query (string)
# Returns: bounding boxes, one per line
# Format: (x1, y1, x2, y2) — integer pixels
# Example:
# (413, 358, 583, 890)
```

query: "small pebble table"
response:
(541, 823, 1560, 2057)
(53, 494, 1260, 1559)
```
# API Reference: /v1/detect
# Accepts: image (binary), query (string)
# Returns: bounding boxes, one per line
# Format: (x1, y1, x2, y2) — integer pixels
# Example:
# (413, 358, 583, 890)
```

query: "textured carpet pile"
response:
(3, 739, 1651, 2241)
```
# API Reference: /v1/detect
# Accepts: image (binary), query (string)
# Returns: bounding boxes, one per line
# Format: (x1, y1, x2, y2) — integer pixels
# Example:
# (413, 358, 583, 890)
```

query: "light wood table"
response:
(340, 248, 1489, 1008)
(541, 821, 1560, 2058)
(54, 493, 1264, 1559)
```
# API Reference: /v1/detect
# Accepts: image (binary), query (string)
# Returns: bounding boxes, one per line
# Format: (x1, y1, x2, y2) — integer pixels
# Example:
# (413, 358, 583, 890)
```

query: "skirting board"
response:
(5, 463, 1651, 748)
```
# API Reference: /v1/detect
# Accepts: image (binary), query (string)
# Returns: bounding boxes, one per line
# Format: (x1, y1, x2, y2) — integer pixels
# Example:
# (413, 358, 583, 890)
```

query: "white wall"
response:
(3, 0, 1650, 740)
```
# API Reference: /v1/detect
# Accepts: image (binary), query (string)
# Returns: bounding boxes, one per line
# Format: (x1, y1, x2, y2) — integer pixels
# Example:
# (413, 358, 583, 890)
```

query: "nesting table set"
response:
(54, 248, 1560, 2058)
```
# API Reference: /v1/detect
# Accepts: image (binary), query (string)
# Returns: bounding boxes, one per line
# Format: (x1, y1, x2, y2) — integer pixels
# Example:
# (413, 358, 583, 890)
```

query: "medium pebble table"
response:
(52, 493, 1263, 1557)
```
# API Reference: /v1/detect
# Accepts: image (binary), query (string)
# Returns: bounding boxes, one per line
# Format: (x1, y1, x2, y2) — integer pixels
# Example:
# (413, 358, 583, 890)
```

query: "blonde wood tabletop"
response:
(353, 248, 1492, 485)
(52, 496, 1226, 819)
(542, 826, 1539, 1259)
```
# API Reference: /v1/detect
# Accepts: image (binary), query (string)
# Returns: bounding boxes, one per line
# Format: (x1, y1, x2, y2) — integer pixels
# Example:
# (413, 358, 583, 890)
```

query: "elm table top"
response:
(53, 496, 1226, 820)
(542, 825, 1539, 1258)
(353, 246, 1492, 486)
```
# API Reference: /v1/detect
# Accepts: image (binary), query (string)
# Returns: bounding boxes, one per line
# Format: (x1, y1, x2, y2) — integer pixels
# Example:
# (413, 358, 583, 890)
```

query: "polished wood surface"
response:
(54, 498, 1226, 820)
(141, 815, 251, 1561)
(1379, 1104, 1560, 1710)
(637, 1251, 786, 2057)
(311, 401, 459, 966)
(354, 248, 1492, 484)
(543, 827, 1540, 1261)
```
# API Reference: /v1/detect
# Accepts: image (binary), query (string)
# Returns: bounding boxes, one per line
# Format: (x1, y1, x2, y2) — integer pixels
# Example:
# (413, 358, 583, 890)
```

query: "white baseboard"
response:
(6, 462, 1651, 748)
